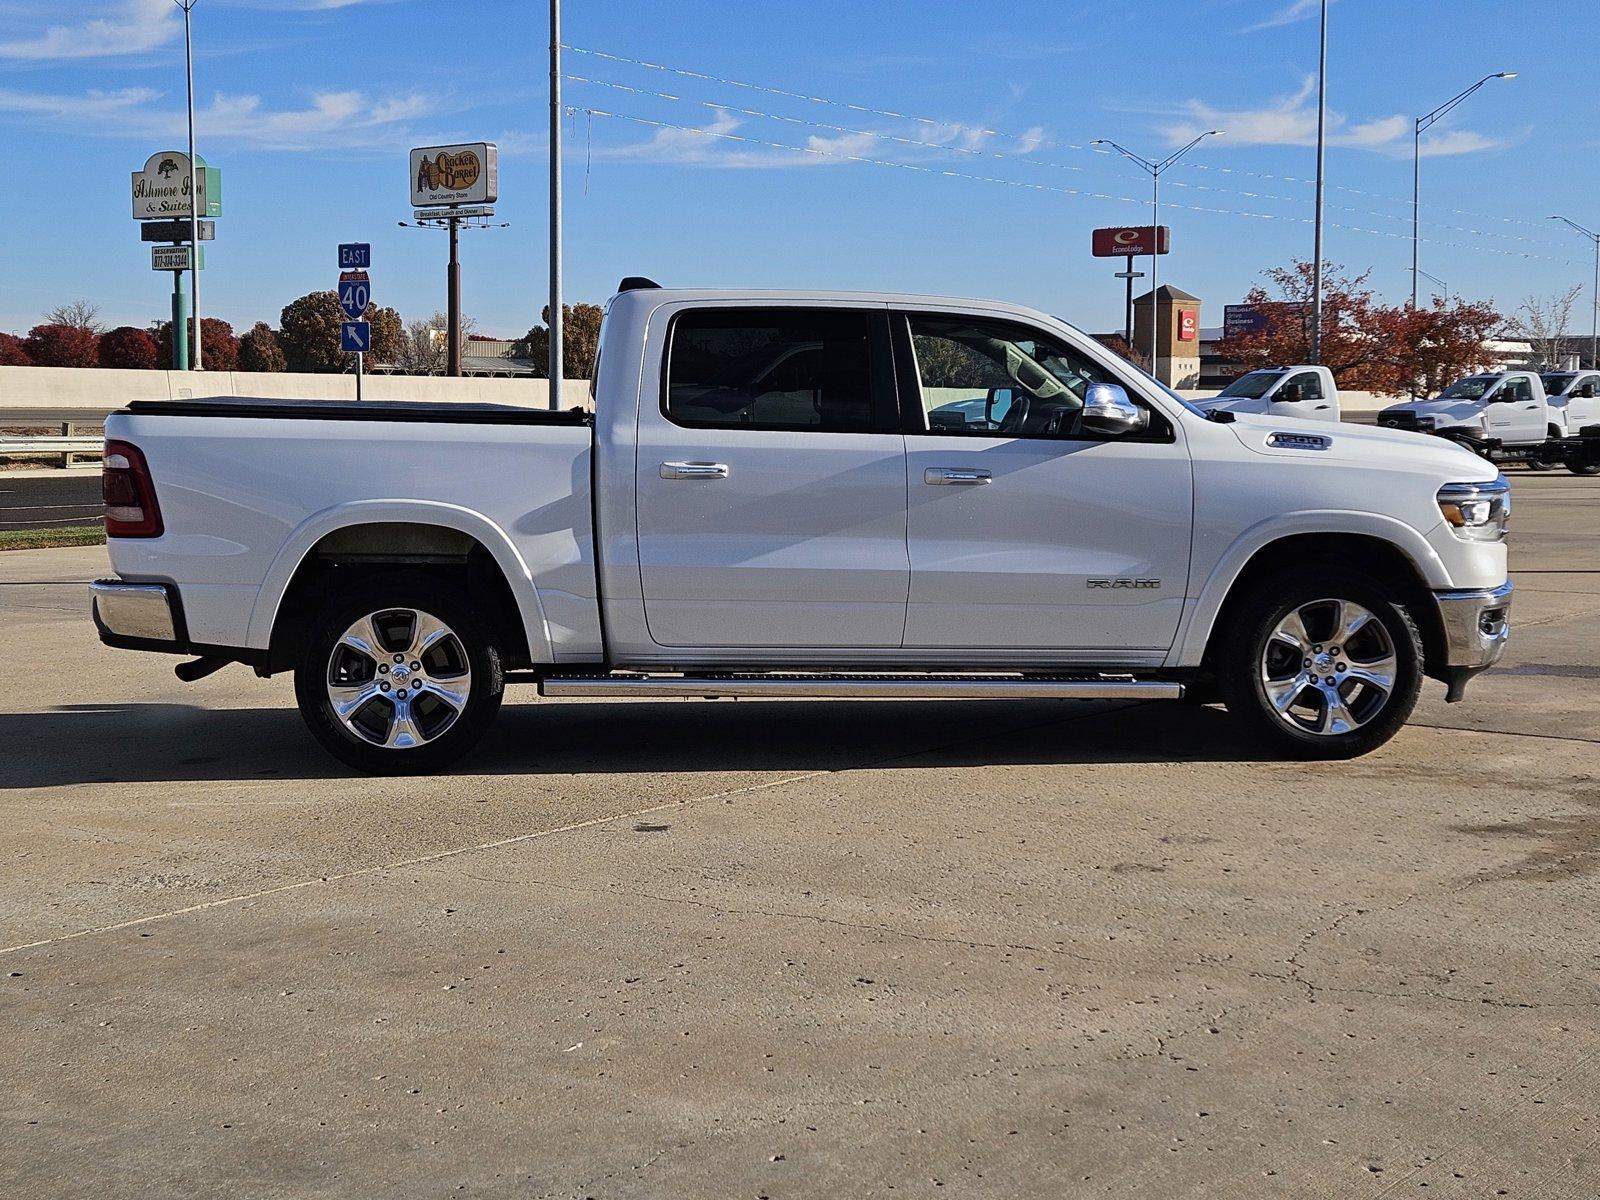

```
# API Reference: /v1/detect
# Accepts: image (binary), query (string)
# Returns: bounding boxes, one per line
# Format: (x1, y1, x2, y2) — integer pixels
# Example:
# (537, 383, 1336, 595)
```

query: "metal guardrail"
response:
(0, 426, 102, 467)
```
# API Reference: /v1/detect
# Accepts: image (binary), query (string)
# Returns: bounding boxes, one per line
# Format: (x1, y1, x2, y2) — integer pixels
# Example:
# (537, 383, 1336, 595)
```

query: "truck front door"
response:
(896, 313, 1192, 654)
(1485, 376, 1544, 445)
(633, 307, 909, 649)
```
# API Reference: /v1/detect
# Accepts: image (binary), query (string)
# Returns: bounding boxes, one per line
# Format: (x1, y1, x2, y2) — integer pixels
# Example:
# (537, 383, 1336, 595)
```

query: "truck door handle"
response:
(924, 467, 992, 485)
(660, 461, 729, 480)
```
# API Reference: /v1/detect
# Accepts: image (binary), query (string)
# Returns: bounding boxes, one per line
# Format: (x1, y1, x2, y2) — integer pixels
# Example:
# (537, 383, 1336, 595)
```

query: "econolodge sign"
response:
(410, 143, 498, 208)
(1091, 225, 1170, 257)
(131, 151, 221, 220)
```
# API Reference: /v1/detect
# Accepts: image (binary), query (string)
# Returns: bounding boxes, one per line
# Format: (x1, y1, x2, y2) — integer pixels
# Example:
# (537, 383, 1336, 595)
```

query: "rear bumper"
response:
(90, 578, 184, 651)
(1432, 580, 1512, 701)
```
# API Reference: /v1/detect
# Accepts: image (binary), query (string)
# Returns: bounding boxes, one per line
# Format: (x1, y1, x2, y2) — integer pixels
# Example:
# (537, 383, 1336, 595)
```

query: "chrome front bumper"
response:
(90, 578, 179, 646)
(1433, 580, 1512, 699)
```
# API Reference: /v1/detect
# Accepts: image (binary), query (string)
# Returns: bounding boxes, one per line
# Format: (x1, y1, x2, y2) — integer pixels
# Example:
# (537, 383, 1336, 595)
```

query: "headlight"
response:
(1437, 477, 1509, 542)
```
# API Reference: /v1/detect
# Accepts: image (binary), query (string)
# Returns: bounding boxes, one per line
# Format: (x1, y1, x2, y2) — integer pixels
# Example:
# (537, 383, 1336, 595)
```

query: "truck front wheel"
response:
(1218, 567, 1422, 759)
(294, 572, 505, 774)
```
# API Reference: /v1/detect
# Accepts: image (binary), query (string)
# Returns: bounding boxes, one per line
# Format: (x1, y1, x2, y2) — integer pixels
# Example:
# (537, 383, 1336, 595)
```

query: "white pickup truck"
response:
(92, 283, 1513, 773)
(1378, 370, 1600, 474)
(1193, 365, 1340, 422)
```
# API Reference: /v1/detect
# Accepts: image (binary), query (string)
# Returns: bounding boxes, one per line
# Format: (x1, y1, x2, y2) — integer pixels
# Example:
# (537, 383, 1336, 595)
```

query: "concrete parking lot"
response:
(2, 472, 1597, 1198)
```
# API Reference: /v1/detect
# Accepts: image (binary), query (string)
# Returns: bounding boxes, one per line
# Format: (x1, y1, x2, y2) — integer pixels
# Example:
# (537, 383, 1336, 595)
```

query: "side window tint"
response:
(1290, 371, 1323, 400)
(908, 315, 1143, 438)
(666, 310, 873, 431)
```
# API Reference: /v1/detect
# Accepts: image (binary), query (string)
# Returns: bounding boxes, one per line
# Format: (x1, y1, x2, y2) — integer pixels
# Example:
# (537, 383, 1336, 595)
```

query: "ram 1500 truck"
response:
(91, 283, 1513, 773)
(1192, 365, 1340, 422)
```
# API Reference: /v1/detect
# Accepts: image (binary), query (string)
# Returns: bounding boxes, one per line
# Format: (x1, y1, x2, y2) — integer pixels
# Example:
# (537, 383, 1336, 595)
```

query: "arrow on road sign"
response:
(340, 321, 371, 354)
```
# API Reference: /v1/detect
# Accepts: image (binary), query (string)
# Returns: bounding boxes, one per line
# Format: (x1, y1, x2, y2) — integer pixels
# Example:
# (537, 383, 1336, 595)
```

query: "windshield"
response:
(1437, 376, 1496, 401)
(1541, 373, 1575, 396)
(1217, 370, 1284, 399)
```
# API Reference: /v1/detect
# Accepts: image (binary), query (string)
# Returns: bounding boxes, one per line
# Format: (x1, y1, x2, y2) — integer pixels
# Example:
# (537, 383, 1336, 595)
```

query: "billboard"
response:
(131, 151, 221, 220)
(411, 143, 498, 208)
(1092, 225, 1170, 257)
(1222, 302, 1308, 338)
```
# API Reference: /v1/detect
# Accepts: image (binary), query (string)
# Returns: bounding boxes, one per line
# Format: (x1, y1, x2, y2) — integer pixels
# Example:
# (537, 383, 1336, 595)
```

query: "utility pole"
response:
(447, 214, 461, 376)
(548, 0, 564, 410)
(178, 0, 203, 370)
(1550, 217, 1600, 369)
(1412, 71, 1516, 307)
(1311, 0, 1327, 363)
(1091, 131, 1223, 378)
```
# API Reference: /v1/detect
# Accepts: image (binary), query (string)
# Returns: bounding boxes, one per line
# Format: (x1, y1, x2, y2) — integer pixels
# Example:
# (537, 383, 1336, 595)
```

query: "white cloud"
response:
(1242, 0, 1326, 33)
(0, 83, 434, 151)
(0, 0, 178, 61)
(1164, 77, 1503, 158)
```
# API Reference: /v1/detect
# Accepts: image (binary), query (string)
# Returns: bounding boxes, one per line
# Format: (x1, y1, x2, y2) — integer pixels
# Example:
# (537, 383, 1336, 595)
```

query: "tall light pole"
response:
(177, 0, 202, 370)
(548, 0, 563, 410)
(1417, 270, 1450, 300)
(1092, 131, 1224, 378)
(1311, 0, 1328, 363)
(1412, 71, 1516, 308)
(1550, 216, 1600, 369)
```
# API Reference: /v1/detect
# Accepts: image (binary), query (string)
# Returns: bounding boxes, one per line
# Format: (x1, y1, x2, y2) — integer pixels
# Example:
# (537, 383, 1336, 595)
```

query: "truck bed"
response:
(123, 396, 591, 426)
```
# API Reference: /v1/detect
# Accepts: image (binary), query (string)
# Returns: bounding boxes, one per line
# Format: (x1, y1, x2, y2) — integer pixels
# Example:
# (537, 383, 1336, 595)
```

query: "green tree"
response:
(237, 322, 287, 372)
(368, 305, 403, 365)
(279, 291, 401, 371)
(517, 302, 604, 379)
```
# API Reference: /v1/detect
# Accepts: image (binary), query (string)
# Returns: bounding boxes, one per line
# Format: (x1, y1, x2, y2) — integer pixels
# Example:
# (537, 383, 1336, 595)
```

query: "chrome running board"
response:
(537, 673, 1183, 700)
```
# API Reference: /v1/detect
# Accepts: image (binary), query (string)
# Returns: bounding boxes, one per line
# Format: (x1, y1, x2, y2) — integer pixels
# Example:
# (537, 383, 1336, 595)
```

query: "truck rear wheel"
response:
(294, 572, 504, 774)
(1218, 567, 1422, 759)
(1567, 460, 1600, 476)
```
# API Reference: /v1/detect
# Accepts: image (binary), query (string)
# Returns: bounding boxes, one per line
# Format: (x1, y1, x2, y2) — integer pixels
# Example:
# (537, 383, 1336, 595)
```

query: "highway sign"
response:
(140, 219, 214, 243)
(151, 245, 203, 271)
(339, 243, 371, 270)
(338, 275, 371, 321)
(1091, 226, 1170, 257)
(340, 321, 371, 354)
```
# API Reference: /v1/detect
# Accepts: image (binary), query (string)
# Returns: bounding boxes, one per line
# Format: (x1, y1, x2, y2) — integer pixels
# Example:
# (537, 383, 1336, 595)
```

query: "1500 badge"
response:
(1087, 578, 1161, 589)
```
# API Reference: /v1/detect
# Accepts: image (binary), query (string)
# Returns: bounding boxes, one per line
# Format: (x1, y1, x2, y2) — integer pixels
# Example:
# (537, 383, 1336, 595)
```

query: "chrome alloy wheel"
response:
(325, 608, 472, 749)
(1260, 598, 1398, 737)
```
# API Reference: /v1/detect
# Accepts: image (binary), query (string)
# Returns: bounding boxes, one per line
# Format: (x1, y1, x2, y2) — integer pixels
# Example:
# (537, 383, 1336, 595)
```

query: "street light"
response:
(1311, 0, 1328, 363)
(1412, 71, 1516, 308)
(1091, 130, 1224, 377)
(1417, 270, 1450, 300)
(176, 0, 202, 370)
(1549, 216, 1600, 369)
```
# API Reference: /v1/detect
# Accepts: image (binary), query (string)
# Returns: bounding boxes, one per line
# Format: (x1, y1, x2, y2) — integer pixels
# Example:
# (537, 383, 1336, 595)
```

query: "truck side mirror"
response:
(1080, 383, 1146, 437)
(1278, 382, 1305, 403)
(986, 387, 1015, 426)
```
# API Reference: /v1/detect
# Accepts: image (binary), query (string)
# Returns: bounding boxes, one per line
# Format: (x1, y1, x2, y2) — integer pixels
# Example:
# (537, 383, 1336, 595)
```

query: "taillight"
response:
(103, 440, 163, 538)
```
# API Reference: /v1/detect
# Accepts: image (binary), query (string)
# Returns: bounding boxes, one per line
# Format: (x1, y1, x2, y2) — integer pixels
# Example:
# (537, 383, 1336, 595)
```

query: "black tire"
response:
(1217, 566, 1423, 759)
(1567, 460, 1600, 476)
(294, 571, 504, 774)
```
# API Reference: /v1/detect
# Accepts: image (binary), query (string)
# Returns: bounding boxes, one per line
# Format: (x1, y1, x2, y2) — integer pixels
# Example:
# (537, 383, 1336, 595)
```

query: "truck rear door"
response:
(633, 306, 909, 648)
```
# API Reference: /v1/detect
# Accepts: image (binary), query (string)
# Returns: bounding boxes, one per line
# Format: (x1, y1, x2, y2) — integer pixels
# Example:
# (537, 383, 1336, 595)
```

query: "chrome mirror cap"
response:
(1081, 382, 1146, 436)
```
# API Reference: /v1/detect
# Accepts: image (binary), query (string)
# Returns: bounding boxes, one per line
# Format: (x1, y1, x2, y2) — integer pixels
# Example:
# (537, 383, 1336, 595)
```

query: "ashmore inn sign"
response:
(131, 151, 222, 221)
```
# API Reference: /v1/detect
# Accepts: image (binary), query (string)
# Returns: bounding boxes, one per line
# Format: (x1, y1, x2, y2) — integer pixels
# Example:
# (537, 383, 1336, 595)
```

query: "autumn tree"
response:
(23, 324, 99, 367)
(1215, 260, 1500, 396)
(98, 326, 159, 369)
(517, 303, 604, 379)
(278, 291, 400, 371)
(152, 317, 239, 370)
(0, 333, 32, 366)
(237, 322, 287, 372)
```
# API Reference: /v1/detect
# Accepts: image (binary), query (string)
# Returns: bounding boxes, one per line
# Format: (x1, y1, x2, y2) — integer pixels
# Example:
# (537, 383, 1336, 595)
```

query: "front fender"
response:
(1165, 509, 1452, 669)
(244, 499, 554, 663)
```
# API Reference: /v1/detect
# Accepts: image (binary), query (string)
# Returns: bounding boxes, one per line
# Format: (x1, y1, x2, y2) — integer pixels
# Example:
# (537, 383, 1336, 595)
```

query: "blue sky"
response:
(1, 0, 1594, 340)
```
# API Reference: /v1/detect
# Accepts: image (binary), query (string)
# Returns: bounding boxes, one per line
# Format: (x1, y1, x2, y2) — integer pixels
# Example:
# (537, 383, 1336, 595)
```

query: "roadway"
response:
(0, 472, 101, 532)
(1, 473, 1597, 1197)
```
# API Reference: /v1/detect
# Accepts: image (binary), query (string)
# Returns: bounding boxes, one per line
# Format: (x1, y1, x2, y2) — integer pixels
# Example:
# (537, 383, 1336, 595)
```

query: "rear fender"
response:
(245, 499, 553, 662)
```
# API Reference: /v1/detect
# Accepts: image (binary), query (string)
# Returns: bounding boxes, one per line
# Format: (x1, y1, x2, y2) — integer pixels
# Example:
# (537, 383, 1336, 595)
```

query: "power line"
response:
(564, 73, 1549, 249)
(572, 107, 1579, 266)
(564, 44, 1557, 238)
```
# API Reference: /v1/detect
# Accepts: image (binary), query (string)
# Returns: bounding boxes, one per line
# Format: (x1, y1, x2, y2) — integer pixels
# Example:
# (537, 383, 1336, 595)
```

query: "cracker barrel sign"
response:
(410, 142, 498, 208)
(131, 151, 221, 220)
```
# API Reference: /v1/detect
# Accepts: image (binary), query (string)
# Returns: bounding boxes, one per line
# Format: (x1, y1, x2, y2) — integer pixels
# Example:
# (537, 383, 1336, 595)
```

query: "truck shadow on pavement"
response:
(0, 698, 1281, 790)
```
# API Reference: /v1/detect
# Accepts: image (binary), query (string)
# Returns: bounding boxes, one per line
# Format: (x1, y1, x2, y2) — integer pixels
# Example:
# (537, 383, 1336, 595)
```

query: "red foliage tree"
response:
(152, 317, 239, 370)
(0, 333, 29, 365)
(22, 323, 100, 368)
(98, 326, 160, 370)
(1214, 260, 1501, 396)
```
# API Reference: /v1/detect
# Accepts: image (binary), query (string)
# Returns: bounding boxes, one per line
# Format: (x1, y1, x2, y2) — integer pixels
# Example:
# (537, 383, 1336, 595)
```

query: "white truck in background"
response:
(90, 282, 1514, 773)
(1193, 366, 1340, 423)
(1379, 371, 1600, 475)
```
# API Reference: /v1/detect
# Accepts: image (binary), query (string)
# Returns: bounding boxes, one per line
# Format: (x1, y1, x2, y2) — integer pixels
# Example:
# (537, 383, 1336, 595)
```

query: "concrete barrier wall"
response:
(0, 366, 592, 415)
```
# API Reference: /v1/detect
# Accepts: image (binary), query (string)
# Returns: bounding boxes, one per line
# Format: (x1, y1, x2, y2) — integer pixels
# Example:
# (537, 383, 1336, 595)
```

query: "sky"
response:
(1, 0, 1595, 340)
